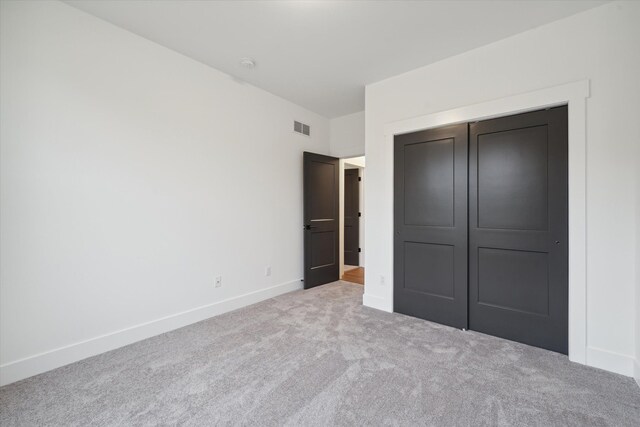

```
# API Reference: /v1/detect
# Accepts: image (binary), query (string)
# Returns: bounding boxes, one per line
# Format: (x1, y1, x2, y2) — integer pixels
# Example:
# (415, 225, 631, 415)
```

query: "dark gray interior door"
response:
(303, 152, 339, 289)
(394, 124, 468, 329)
(468, 106, 568, 354)
(344, 168, 360, 266)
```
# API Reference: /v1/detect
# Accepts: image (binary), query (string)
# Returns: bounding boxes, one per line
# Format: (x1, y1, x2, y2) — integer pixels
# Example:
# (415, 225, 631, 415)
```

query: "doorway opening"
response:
(340, 156, 365, 285)
(302, 152, 365, 289)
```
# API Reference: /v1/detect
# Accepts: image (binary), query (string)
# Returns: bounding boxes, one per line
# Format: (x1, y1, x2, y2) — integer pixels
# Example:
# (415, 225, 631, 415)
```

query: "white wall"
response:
(330, 110, 365, 277)
(636, 128, 640, 386)
(345, 157, 366, 169)
(330, 111, 365, 158)
(364, 1, 640, 376)
(0, 0, 330, 385)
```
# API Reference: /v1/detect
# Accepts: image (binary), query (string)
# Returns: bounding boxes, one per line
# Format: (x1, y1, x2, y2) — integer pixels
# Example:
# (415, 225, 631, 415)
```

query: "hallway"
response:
(341, 266, 364, 285)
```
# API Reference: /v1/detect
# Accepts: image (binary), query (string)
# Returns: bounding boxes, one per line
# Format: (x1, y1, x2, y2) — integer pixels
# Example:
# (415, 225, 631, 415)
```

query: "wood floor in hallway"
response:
(341, 267, 364, 285)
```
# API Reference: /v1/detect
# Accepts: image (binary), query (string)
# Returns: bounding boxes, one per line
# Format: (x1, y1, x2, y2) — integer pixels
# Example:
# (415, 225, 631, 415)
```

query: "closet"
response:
(394, 106, 568, 354)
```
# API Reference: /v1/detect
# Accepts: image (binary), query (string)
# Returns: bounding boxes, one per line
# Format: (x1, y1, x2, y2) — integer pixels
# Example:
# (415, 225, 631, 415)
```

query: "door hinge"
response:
(358, 177, 362, 182)
(358, 248, 362, 253)
(358, 212, 362, 217)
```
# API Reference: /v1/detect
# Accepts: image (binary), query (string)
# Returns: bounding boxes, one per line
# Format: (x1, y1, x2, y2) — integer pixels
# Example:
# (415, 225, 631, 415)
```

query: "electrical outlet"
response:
(380, 275, 385, 285)
(265, 266, 271, 276)
(215, 276, 222, 288)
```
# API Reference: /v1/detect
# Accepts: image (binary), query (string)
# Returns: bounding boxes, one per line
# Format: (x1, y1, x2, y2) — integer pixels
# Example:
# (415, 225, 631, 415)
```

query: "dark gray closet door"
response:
(469, 106, 568, 354)
(394, 124, 468, 329)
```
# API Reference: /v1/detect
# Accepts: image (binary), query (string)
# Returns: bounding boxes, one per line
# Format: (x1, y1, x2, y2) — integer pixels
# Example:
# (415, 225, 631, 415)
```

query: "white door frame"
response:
(339, 155, 366, 278)
(382, 80, 590, 365)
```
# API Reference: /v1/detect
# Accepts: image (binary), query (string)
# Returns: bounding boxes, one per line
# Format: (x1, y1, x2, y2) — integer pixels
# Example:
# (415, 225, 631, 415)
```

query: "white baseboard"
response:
(634, 359, 640, 388)
(586, 346, 635, 377)
(363, 293, 392, 313)
(0, 279, 303, 387)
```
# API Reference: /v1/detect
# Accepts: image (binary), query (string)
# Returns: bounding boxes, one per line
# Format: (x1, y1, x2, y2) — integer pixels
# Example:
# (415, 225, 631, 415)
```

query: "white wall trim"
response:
(634, 359, 640, 388)
(369, 80, 590, 367)
(362, 293, 392, 312)
(586, 347, 635, 377)
(0, 279, 303, 386)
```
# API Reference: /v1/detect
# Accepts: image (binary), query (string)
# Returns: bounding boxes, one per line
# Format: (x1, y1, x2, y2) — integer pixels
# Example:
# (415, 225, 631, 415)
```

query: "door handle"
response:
(304, 225, 318, 230)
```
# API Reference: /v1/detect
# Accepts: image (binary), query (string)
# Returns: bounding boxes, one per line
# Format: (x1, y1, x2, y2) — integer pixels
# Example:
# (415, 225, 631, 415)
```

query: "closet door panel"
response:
(394, 124, 468, 329)
(469, 106, 568, 354)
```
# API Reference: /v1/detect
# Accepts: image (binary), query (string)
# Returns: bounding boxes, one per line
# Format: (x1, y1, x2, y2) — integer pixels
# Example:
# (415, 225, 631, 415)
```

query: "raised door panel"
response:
(404, 139, 455, 227)
(478, 126, 548, 231)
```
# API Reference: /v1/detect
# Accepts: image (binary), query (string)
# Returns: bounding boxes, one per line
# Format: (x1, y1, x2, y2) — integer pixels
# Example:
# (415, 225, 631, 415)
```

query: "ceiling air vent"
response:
(294, 120, 311, 136)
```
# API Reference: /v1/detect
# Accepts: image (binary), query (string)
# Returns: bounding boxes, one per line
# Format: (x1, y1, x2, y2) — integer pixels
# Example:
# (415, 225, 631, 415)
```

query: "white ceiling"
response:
(65, 0, 606, 118)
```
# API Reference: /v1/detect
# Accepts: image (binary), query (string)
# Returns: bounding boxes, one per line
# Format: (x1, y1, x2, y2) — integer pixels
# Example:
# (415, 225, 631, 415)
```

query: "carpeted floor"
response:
(1, 281, 639, 426)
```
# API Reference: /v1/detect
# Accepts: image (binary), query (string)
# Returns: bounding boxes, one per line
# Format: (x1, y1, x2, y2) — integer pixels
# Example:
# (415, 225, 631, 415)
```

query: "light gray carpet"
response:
(1, 281, 639, 426)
